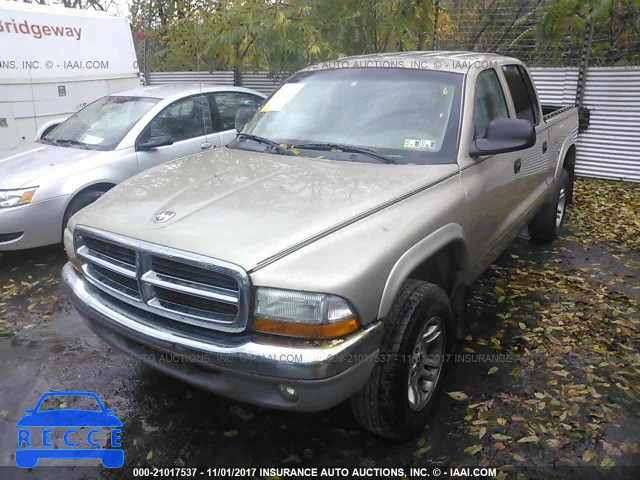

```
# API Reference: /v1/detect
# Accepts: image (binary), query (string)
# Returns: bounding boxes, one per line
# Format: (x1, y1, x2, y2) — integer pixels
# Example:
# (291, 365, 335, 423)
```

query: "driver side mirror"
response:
(470, 118, 535, 158)
(235, 107, 256, 133)
(137, 135, 173, 151)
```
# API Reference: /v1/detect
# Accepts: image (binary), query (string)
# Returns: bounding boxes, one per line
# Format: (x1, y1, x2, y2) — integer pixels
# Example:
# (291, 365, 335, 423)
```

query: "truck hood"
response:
(72, 148, 458, 271)
(0, 142, 105, 188)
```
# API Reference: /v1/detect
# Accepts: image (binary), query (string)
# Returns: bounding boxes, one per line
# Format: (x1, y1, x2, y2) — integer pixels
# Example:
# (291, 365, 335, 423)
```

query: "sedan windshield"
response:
(236, 68, 463, 164)
(40, 96, 159, 151)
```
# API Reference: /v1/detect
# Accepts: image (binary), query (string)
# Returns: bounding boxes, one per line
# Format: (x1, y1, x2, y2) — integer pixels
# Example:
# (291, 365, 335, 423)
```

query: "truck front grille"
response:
(74, 227, 250, 333)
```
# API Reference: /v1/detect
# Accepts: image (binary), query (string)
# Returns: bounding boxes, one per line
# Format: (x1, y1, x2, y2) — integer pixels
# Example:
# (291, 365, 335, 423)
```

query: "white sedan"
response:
(0, 84, 266, 250)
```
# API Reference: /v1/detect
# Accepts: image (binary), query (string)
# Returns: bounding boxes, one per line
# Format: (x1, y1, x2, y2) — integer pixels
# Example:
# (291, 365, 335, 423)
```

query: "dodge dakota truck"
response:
(62, 52, 579, 439)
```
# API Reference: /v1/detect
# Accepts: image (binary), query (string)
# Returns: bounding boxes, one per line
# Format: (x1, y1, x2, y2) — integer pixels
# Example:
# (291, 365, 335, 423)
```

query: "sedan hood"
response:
(73, 148, 457, 271)
(0, 142, 103, 188)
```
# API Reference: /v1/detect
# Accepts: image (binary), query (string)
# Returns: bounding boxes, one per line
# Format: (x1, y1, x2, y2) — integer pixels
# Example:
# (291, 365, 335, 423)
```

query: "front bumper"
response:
(0, 195, 71, 250)
(62, 263, 382, 411)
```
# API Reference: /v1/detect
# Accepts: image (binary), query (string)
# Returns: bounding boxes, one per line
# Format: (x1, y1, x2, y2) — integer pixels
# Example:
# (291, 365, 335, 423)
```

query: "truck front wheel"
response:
(350, 280, 453, 439)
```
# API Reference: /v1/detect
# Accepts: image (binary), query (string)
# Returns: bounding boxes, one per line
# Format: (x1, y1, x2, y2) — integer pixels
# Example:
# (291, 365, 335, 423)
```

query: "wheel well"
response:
(406, 242, 465, 296)
(75, 183, 116, 196)
(563, 145, 576, 180)
(64, 183, 115, 217)
(40, 123, 59, 138)
(562, 145, 576, 203)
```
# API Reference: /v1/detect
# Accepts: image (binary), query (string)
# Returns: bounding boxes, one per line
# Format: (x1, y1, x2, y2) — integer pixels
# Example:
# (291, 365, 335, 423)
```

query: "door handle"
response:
(542, 141, 548, 153)
(201, 142, 213, 150)
(514, 158, 522, 174)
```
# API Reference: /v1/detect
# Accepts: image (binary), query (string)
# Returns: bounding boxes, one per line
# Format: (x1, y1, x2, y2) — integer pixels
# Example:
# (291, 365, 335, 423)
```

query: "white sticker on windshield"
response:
(260, 83, 306, 112)
(404, 139, 436, 150)
(80, 134, 104, 145)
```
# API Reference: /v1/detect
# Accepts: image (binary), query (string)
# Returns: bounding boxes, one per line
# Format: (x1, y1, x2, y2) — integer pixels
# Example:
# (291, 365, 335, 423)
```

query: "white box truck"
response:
(0, 2, 140, 151)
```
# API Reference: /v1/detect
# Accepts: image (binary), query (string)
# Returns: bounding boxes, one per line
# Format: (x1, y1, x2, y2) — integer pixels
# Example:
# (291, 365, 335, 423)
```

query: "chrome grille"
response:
(74, 227, 250, 332)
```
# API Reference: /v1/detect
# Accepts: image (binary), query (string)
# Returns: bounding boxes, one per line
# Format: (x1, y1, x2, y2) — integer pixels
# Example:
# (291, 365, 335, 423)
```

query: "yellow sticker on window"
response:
(260, 83, 306, 112)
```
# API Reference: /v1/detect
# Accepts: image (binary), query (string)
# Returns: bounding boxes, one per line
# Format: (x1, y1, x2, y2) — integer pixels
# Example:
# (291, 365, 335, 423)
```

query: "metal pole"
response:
(431, 0, 440, 50)
(576, 7, 594, 108)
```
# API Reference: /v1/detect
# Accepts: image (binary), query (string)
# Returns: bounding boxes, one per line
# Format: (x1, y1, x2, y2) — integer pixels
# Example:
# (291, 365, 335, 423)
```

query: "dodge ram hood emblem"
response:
(154, 211, 176, 223)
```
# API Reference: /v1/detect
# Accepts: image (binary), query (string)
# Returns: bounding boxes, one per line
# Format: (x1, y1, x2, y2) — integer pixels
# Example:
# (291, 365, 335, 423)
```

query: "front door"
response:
(136, 94, 220, 172)
(459, 68, 531, 273)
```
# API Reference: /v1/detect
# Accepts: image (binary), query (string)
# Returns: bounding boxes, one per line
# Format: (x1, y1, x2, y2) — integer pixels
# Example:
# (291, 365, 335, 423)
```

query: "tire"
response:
(350, 279, 453, 439)
(528, 169, 570, 242)
(62, 190, 106, 233)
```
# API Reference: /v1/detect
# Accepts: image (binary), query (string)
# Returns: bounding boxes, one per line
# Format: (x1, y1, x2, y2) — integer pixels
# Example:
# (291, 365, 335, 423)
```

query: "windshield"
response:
(236, 68, 463, 164)
(40, 96, 160, 151)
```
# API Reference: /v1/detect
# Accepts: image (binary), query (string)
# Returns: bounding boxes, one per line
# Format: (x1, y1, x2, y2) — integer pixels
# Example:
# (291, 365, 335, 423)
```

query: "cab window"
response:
(473, 69, 509, 138)
(502, 64, 539, 125)
(146, 95, 212, 142)
(211, 92, 261, 131)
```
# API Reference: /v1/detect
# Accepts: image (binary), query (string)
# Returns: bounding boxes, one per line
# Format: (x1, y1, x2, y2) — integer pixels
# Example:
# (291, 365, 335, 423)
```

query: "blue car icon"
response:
(16, 391, 124, 468)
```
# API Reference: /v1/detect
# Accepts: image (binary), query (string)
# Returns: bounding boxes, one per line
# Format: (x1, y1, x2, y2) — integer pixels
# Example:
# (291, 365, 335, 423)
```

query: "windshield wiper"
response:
(235, 133, 296, 156)
(52, 139, 89, 147)
(292, 142, 396, 164)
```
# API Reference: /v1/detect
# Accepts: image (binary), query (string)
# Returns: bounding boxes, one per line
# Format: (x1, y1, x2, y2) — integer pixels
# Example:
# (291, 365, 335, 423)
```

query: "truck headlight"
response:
(253, 287, 359, 339)
(0, 187, 38, 208)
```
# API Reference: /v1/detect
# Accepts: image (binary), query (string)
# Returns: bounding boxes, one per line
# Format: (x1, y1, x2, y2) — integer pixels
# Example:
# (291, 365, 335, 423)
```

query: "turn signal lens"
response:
(68, 256, 83, 276)
(253, 317, 358, 339)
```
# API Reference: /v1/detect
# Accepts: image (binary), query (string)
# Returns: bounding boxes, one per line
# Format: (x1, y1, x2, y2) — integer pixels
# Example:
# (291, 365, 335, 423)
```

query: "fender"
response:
(378, 223, 469, 319)
(552, 135, 576, 184)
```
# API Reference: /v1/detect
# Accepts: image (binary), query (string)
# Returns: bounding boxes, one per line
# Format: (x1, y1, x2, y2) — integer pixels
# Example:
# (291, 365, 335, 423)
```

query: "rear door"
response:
(501, 64, 550, 209)
(136, 94, 218, 171)
(209, 92, 264, 146)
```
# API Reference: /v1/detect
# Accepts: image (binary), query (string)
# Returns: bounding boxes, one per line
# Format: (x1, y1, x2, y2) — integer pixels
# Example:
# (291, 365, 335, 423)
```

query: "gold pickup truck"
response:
(62, 52, 579, 439)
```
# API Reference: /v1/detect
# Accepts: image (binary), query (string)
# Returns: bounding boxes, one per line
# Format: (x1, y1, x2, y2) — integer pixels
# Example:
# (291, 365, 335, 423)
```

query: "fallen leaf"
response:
(464, 444, 483, 455)
(488, 367, 499, 375)
(600, 457, 615, 467)
(413, 445, 432, 457)
(223, 430, 239, 438)
(546, 439, 562, 449)
(479, 426, 487, 439)
(446, 391, 469, 401)
(582, 450, 596, 462)
(517, 435, 539, 443)
(146, 450, 153, 461)
(281, 454, 300, 464)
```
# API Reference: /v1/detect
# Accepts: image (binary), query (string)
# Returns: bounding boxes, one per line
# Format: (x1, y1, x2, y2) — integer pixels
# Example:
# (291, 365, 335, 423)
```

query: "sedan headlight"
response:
(0, 187, 38, 208)
(253, 287, 359, 339)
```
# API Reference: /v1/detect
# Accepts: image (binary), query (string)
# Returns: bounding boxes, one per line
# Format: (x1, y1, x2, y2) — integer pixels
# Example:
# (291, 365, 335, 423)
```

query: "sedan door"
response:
(209, 92, 264, 146)
(136, 94, 219, 172)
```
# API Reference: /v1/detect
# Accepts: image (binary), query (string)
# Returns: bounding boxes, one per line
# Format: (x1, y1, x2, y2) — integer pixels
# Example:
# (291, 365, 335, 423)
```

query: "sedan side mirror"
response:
(235, 107, 256, 133)
(137, 135, 174, 151)
(470, 118, 535, 158)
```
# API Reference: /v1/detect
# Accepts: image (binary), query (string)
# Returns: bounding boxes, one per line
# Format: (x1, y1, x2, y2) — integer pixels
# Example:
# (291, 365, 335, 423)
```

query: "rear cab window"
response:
(502, 64, 540, 126)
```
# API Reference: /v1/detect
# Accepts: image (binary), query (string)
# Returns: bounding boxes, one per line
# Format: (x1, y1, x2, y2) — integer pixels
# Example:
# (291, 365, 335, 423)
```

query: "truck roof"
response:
(110, 84, 266, 100)
(305, 51, 523, 74)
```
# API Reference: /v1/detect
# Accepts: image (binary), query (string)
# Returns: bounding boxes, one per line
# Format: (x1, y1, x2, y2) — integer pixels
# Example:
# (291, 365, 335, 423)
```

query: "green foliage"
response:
(130, 0, 640, 72)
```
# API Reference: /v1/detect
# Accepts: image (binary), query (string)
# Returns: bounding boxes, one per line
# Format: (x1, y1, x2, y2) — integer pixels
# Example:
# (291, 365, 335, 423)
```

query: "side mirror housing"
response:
(470, 118, 535, 158)
(137, 135, 173, 151)
(235, 107, 256, 133)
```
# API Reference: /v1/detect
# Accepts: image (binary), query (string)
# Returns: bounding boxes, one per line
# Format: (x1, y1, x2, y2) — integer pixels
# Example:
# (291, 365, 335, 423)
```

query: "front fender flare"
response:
(378, 223, 468, 319)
